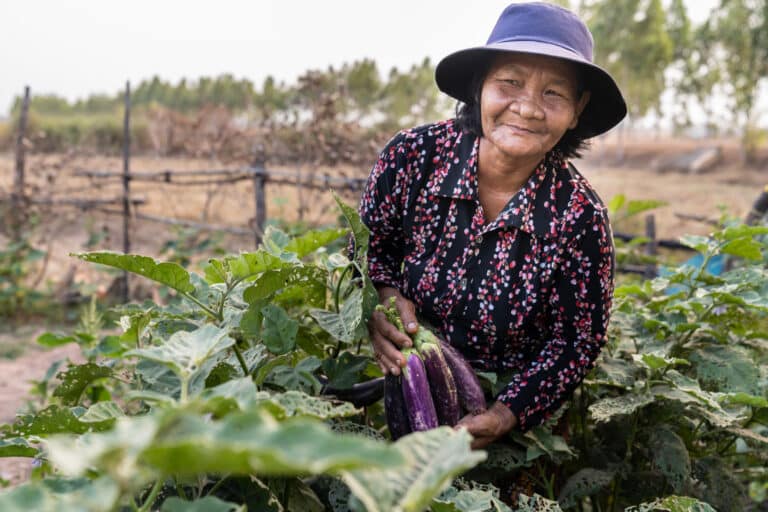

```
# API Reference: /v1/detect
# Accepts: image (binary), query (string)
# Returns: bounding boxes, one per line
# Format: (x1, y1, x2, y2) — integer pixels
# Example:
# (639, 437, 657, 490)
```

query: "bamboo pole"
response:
(252, 159, 267, 248)
(121, 81, 132, 302)
(12, 86, 31, 241)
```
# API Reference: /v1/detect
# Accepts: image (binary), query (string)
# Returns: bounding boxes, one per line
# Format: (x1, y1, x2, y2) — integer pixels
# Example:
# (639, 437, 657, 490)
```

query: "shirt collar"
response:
(428, 126, 564, 239)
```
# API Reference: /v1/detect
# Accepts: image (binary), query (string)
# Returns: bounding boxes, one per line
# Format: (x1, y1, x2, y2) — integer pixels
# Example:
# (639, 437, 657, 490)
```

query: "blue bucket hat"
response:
(435, 1, 627, 138)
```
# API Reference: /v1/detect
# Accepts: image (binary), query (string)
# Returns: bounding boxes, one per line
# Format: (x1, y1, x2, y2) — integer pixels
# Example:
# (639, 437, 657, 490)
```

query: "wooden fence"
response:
(3, 84, 700, 300)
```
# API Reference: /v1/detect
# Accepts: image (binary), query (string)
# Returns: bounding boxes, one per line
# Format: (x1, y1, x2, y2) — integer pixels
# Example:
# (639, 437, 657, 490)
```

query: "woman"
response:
(361, 2, 626, 448)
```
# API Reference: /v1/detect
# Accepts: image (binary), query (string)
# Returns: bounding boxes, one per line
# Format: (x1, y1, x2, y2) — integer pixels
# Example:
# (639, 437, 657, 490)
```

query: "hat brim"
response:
(435, 41, 627, 138)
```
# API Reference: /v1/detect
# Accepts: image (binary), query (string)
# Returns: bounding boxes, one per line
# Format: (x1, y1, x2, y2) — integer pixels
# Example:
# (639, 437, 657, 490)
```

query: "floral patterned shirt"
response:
(359, 119, 615, 431)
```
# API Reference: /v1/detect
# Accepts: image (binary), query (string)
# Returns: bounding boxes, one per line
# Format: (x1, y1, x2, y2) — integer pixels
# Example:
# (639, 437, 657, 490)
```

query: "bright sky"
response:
(0, 0, 719, 118)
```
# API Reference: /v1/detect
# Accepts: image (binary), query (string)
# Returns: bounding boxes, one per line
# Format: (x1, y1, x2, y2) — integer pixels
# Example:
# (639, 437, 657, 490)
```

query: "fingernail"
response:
(389, 367, 399, 375)
(404, 341, 412, 347)
(407, 322, 417, 330)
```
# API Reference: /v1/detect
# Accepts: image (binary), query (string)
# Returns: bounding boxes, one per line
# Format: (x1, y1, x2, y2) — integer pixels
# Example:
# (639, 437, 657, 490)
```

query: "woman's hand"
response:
(369, 286, 419, 376)
(455, 401, 517, 449)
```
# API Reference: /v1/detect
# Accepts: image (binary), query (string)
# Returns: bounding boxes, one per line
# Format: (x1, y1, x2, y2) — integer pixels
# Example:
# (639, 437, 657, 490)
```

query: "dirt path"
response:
(0, 340, 82, 485)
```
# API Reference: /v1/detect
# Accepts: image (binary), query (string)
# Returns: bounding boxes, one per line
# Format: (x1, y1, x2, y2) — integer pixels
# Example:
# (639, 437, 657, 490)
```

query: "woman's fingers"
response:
(370, 310, 412, 348)
(371, 331, 405, 375)
(395, 295, 419, 334)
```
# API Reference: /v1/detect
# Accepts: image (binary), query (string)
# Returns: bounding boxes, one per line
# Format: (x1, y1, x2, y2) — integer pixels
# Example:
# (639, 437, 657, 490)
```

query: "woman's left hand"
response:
(455, 401, 517, 449)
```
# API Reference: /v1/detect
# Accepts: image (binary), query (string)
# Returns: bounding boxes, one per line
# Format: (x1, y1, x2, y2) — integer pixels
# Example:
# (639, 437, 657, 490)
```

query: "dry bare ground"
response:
(0, 134, 763, 486)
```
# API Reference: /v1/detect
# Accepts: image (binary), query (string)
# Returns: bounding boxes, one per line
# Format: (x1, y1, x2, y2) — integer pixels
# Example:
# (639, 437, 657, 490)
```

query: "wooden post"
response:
(121, 81, 132, 302)
(644, 214, 657, 279)
(252, 159, 267, 248)
(12, 86, 31, 241)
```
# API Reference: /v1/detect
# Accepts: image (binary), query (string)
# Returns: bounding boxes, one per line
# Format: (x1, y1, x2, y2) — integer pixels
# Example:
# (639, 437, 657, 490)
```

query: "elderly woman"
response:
(361, 2, 627, 448)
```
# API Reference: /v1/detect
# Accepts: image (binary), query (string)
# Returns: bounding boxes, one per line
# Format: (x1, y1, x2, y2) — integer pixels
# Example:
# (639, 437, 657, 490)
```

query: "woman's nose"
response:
(511, 95, 545, 120)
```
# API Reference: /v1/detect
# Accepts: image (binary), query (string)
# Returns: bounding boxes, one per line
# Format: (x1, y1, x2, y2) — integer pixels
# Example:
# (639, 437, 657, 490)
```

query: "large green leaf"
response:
(648, 426, 690, 493)
(160, 496, 245, 512)
(310, 287, 364, 343)
(126, 324, 234, 381)
(267, 356, 323, 394)
(284, 227, 348, 258)
(9, 405, 104, 437)
(557, 468, 614, 508)
(52, 363, 113, 406)
(321, 352, 370, 389)
(624, 495, 717, 512)
(142, 410, 403, 476)
(688, 344, 760, 394)
(36, 332, 76, 348)
(261, 304, 299, 354)
(341, 427, 486, 512)
(79, 401, 124, 424)
(515, 494, 564, 511)
(0, 477, 119, 512)
(254, 390, 360, 420)
(72, 252, 195, 294)
(589, 393, 655, 423)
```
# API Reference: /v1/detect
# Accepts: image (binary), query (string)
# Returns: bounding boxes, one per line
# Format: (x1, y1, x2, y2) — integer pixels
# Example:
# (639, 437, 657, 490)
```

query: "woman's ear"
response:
(569, 91, 591, 129)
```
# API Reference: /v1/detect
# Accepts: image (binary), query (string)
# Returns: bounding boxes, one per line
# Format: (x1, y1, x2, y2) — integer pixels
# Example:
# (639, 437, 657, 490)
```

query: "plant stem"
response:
(334, 264, 354, 313)
(181, 292, 222, 322)
(232, 344, 250, 376)
(205, 475, 230, 497)
(138, 480, 163, 512)
(175, 479, 190, 501)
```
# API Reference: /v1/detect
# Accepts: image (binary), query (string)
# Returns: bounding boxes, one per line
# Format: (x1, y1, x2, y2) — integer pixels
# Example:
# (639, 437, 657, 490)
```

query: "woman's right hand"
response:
(369, 286, 419, 376)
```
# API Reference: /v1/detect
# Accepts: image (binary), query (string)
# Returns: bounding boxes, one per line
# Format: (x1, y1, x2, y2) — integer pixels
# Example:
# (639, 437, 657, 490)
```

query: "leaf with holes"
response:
(558, 468, 614, 508)
(589, 393, 655, 423)
(261, 304, 299, 355)
(648, 426, 690, 493)
(52, 363, 113, 406)
(160, 496, 245, 512)
(126, 324, 234, 381)
(341, 427, 486, 512)
(624, 495, 717, 512)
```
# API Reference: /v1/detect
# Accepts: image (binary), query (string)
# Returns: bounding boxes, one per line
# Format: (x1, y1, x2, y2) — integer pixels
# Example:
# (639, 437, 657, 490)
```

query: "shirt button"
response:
(476, 235, 483, 244)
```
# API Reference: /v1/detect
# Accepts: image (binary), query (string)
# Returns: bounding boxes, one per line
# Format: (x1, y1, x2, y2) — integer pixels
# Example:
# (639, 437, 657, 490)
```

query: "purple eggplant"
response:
(439, 339, 487, 415)
(401, 349, 439, 431)
(419, 340, 461, 426)
(384, 374, 411, 440)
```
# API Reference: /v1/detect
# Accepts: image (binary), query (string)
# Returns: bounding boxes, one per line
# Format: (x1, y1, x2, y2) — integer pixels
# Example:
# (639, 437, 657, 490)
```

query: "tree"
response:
(696, 0, 767, 161)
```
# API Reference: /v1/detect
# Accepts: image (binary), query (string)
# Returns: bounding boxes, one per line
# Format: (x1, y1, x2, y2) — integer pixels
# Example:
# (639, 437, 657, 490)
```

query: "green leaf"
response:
(341, 427, 486, 512)
(126, 324, 234, 381)
(648, 426, 690, 493)
(244, 270, 292, 302)
(285, 227, 348, 258)
(141, 410, 404, 477)
(720, 237, 762, 260)
(10, 405, 96, 437)
(635, 353, 689, 372)
(589, 393, 655, 423)
(203, 258, 228, 285)
(225, 250, 293, 281)
(515, 493, 564, 511)
(268, 356, 323, 394)
(592, 357, 637, 388)
(624, 495, 718, 512)
(431, 487, 512, 512)
(261, 304, 299, 355)
(720, 392, 768, 408)
(310, 287, 364, 344)
(36, 332, 75, 348)
(199, 377, 258, 415)
(558, 468, 614, 508)
(607, 194, 626, 217)
(254, 390, 360, 420)
(688, 344, 760, 394)
(79, 401, 124, 424)
(625, 199, 667, 218)
(161, 496, 245, 512)
(0, 438, 38, 458)
(679, 235, 713, 254)
(0, 477, 119, 512)
(333, 192, 369, 267)
(514, 426, 576, 464)
(52, 363, 113, 406)
(321, 352, 370, 389)
(72, 251, 195, 294)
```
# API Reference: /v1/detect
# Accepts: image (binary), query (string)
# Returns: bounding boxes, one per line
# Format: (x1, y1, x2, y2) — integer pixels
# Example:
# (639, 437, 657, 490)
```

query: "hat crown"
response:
(487, 2, 594, 62)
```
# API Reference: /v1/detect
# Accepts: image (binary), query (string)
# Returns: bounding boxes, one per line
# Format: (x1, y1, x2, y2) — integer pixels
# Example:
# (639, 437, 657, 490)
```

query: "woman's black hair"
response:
(454, 56, 591, 160)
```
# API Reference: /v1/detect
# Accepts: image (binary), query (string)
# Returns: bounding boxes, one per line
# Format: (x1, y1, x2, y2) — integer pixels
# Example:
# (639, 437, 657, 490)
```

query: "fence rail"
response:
(5, 83, 704, 297)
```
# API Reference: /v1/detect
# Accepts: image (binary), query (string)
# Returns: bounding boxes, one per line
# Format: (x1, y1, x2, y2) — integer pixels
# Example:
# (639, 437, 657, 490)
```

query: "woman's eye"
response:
(545, 89, 563, 97)
(502, 79, 520, 86)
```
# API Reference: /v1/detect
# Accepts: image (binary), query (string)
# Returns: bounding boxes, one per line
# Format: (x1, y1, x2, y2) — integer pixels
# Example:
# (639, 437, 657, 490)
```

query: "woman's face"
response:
(479, 53, 590, 162)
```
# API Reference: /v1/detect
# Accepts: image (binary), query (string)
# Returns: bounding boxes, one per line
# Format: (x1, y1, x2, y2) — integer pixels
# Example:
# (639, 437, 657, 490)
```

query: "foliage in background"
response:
(0, 194, 764, 511)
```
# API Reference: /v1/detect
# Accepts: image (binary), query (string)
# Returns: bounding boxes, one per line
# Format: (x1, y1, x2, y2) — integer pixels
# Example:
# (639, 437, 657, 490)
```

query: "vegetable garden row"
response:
(0, 194, 766, 511)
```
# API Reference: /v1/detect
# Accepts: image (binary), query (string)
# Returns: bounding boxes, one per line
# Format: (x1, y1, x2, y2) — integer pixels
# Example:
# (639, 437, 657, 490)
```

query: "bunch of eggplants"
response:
(377, 300, 487, 440)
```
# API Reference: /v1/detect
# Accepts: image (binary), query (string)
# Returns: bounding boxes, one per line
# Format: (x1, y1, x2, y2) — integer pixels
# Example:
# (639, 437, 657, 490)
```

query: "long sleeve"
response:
(358, 133, 410, 289)
(496, 208, 615, 431)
